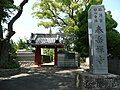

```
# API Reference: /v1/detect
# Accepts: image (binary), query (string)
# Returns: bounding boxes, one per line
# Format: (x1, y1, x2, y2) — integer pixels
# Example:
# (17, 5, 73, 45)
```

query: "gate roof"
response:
(29, 33, 64, 48)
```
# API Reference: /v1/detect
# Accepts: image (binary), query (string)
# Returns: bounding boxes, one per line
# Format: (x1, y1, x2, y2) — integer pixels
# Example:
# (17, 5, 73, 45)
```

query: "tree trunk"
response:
(6, 0, 28, 40)
(0, 0, 28, 68)
(0, 20, 3, 61)
(0, 40, 10, 68)
(0, 21, 3, 39)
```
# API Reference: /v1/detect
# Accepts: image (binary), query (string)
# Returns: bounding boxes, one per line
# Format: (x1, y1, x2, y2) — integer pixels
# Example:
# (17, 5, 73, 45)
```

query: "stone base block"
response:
(78, 72, 120, 90)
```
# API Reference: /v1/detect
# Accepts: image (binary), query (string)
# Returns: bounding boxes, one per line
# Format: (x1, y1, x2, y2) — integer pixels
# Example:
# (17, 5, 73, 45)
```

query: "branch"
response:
(6, 0, 28, 40)
(68, 4, 77, 25)
(75, 0, 80, 2)
(57, 16, 67, 25)
(47, 3, 68, 26)
(50, 17, 61, 26)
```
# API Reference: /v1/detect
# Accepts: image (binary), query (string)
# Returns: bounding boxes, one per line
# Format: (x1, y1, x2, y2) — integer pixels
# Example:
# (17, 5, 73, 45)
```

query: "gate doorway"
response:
(29, 33, 64, 66)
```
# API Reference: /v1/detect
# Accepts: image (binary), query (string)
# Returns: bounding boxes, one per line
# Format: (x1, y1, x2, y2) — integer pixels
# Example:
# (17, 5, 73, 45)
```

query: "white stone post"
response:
(88, 5, 108, 74)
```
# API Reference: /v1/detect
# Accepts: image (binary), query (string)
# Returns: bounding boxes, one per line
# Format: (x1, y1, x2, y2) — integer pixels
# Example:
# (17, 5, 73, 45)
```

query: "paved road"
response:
(0, 67, 82, 90)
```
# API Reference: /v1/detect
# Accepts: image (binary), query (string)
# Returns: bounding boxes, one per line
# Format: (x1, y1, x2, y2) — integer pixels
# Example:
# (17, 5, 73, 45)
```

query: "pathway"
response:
(0, 63, 86, 90)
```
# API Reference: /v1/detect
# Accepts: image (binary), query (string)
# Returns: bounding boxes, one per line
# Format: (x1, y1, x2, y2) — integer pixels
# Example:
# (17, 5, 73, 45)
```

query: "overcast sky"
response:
(11, 0, 120, 42)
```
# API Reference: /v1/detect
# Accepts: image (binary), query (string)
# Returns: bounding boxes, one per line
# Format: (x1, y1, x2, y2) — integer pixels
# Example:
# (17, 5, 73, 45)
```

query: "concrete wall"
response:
(108, 57, 120, 75)
(58, 52, 78, 68)
(17, 50, 34, 61)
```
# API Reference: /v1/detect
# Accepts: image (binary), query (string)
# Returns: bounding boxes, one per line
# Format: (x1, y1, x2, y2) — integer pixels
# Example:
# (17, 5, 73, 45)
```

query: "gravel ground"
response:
(0, 62, 86, 90)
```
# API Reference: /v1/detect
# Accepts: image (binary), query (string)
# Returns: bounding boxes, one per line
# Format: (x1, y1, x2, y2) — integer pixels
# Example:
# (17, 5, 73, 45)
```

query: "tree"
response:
(106, 11, 120, 58)
(32, 0, 120, 58)
(0, 0, 28, 68)
(72, 1, 120, 58)
(43, 48, 54, 57)
(17, 38, 28, 50)
(32, 0, 87, 51)
(32, 0, 84, 31)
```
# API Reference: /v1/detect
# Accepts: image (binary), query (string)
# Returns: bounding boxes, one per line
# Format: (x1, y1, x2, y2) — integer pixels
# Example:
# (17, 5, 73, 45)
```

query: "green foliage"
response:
(105, 11, 120, 58)
(9, 40, 20, 69)
(106, 11, 118, 31)
(107, 31, 120, 58)
(3, 59, 20, 69)
(43, 48, 54, 57)
(74, 4, 120, 58)
(32, 0, 86, 52)
(9, 40, 17, 60)
(0, 0, 18, 69)
(38, 21, 54, 28)
(32, 0, 84, 31)
(32, 0, 120, 58)
(1, 40, 20, 69)
(0, 0, 16, 42)
(17, 38, 28, 50)
(0, 0, 17, 23)
(0, 0, 28, 69)
(88, 0, 103, 5)
(73, 9, 89, 57)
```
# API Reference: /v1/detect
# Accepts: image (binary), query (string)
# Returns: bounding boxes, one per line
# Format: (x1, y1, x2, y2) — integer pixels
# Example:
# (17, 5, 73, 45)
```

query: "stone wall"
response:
(78, 72, 120, 90)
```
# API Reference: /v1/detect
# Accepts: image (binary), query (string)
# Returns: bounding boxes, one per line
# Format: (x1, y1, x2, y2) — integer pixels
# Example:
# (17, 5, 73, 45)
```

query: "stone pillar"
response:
(88, 5, 108, 74)
(34, 46, 41, 66)
(54, 47, 58, 66)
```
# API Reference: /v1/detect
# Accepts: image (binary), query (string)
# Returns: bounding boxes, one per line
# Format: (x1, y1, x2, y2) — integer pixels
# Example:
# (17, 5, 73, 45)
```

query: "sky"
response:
(102, 0, 120, 32)
(11, 0, 120, 42)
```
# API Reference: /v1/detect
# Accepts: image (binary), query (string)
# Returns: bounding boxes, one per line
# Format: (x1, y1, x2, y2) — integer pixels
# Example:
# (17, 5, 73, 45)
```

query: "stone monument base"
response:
(78, 72, 120, 90)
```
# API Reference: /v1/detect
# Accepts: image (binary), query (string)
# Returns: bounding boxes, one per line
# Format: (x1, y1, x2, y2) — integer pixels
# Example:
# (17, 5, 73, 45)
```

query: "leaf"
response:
(38, 21, 54, 28)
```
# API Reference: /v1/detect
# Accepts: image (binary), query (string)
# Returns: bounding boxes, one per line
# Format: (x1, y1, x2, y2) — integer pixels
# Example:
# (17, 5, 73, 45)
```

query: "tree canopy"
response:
(32, 0, 120, 58)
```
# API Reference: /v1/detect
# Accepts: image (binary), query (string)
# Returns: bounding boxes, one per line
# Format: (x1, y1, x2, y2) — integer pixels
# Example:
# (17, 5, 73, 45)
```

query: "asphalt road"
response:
(0, 67, 82, 90)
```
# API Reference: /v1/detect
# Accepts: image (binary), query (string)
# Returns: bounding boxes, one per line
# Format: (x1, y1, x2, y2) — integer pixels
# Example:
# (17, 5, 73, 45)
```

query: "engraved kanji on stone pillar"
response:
(88, 5, 108, 74)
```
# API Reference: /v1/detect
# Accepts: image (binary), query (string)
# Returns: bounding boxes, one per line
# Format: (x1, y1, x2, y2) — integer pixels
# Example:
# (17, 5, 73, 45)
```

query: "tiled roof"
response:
(36, 37, 56, 44)
(29, 33, 64, 46)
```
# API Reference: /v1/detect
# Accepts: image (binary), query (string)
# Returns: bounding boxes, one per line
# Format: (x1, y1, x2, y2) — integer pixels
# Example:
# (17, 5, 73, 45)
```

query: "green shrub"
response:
(3, 40, 20, 69)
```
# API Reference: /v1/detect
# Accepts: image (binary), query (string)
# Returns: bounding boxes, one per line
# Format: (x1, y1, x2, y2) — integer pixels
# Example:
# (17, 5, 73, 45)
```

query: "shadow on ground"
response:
(0, 67, 83, 90)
